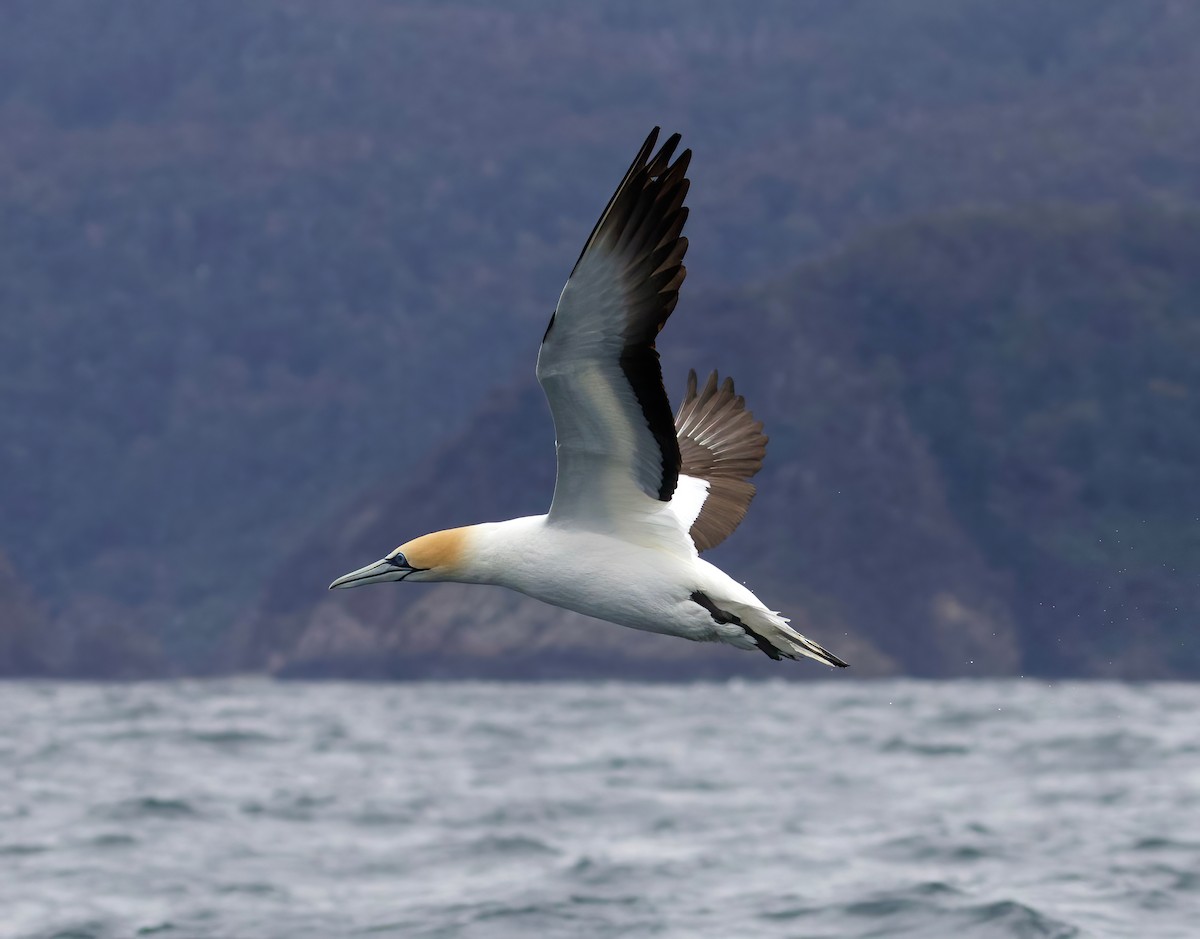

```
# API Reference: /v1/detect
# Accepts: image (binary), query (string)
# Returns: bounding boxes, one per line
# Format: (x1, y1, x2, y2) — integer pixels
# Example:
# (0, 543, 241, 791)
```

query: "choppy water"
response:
(1, 680, 1198, 938)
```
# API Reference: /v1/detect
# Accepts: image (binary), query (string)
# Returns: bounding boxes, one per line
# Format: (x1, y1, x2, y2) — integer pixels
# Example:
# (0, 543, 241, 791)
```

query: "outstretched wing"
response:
(536, 127, 692, 549)
(672, 370, 768, 551)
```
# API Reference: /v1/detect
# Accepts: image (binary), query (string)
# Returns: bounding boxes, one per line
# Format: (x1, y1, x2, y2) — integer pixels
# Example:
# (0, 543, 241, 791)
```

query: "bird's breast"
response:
(490, 525, 697, 628)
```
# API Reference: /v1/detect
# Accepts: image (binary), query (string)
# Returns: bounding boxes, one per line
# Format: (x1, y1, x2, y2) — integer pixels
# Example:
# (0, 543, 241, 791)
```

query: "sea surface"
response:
(0, 680, 1197, 939)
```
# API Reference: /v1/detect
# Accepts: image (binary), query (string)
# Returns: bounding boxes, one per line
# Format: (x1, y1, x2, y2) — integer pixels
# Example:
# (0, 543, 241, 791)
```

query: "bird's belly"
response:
(499, 539, 715, 641)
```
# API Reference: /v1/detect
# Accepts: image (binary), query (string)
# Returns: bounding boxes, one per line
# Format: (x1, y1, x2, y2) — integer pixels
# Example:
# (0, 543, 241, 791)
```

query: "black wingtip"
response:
(639, 126, 662, 159)
(647, 133, 682, 178)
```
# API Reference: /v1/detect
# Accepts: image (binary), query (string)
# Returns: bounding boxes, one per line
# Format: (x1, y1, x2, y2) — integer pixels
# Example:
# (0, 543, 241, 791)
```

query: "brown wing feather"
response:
(674, 369, 768, 551)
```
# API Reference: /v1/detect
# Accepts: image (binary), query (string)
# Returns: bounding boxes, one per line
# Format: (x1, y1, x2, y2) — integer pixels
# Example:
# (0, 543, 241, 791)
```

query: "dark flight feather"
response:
(675, 369, 768, 551)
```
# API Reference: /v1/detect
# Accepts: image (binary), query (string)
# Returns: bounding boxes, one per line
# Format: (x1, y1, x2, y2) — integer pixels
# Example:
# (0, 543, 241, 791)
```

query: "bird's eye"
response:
(388, 553, 408, 568)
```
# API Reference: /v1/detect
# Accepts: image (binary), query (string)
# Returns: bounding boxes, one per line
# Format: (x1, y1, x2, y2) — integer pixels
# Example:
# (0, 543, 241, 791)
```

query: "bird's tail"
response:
(727, 603, 849, 668)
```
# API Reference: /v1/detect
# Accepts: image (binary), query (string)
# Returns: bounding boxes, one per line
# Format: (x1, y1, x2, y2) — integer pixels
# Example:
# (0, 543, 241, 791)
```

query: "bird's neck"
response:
(449, 515, 547, 585)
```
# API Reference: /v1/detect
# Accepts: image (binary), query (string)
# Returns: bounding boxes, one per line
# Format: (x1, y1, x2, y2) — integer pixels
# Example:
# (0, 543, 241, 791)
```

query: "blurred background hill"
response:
(2, 0, 1197, 677)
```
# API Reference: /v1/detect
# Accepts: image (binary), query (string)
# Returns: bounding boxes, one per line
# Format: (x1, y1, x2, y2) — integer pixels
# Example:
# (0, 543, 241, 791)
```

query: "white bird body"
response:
(331, 128, 848, 668)
(445, 516, 764, 651)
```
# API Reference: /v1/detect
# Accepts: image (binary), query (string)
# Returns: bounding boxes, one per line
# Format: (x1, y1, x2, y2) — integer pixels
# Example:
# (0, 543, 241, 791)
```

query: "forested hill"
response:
(233, 206, 1200, 680)
(2, 1, 1199, 675)
(790, 208, 1200, 677)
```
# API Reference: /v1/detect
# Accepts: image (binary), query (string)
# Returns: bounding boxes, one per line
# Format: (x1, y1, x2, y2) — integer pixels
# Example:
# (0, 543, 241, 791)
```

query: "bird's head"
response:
(328, 527, 468, 589)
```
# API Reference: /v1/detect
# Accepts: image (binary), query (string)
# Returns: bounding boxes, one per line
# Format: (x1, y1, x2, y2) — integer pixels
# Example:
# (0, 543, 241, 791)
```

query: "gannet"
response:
(330, 128, 848, 668)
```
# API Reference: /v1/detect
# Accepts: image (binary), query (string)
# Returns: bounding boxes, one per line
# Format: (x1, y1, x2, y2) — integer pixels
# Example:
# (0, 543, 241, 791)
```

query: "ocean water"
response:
(0, 680, 1197, 939)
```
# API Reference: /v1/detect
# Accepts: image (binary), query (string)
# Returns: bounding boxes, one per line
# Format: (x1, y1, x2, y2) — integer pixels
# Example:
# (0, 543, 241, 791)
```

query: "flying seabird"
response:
(330, 128, 848, 668)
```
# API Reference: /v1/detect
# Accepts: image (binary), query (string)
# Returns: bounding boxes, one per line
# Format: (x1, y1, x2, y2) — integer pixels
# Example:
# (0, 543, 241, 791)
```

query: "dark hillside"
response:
(0, 553, 56, 676)
(788, 208, 1200, 675)
(3, 1, 1199, 671)
(236, 207, 1200, 679)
